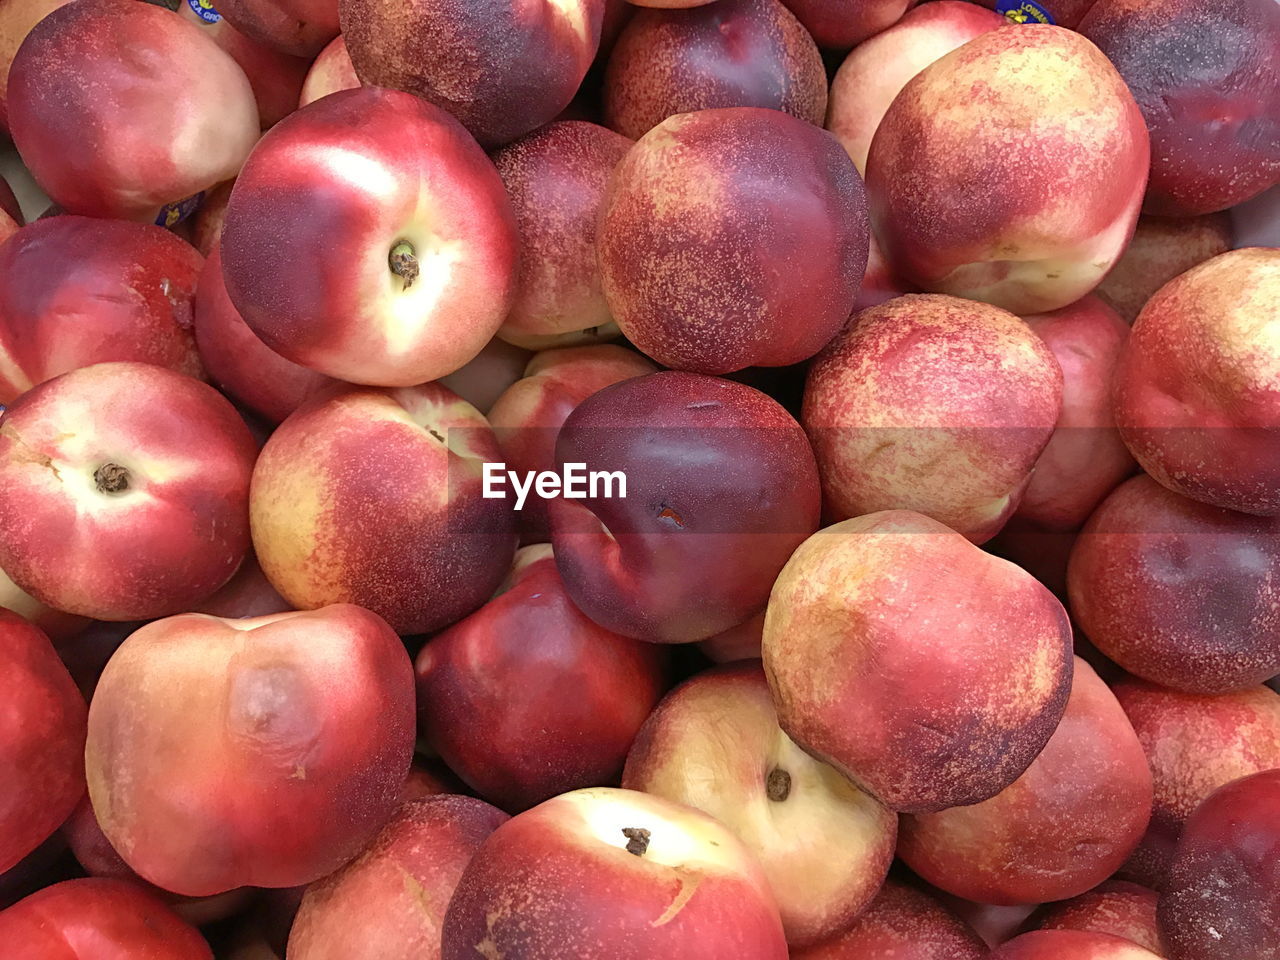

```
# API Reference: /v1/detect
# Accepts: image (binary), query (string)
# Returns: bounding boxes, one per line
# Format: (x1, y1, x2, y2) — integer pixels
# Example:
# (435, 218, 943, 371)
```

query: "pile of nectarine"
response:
(0, 0, 1276, 957)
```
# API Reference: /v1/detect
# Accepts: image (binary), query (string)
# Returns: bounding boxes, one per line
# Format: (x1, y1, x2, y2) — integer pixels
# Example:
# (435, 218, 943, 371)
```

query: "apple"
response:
(8, 0, 259, 221)
(550, 371, 821, 642)
(792, 880, 987, 959)
(339, 0, 605, 148)
(1112, 248, 1280, 517)
(492, 121, 633, 349)
(826, 1, 1005, 175)
(803, 294, 1064, 543)
(214, 0, 339, 56)
(1095, 214, 1234, 323)
(1158, 769, 1280, 960)
(1024, 881, 1162, 955)
(1078, 0, 1280, 216)
(0, 611, 85, 875)
(487, 344, 658, 540)
(441, 787, 789, 959)
(85, 605, 416, 896)
(0, 878, 213, 960)
(598, 107, 869, 374)
(0, 362, 256, 621)
(866, 25, 1149, 314)
(299, 34, 358, 106)
(603, 0, 826, 140)
(763, 510, 1073, 812)
(0, 217, 205, 404)
(992, 930, 1162, 959)
(1112, 679, 1280, 889)
(194, 244, 340, 424)
(288, 796, 508, 960)
(417, 545, 668, 811)
(220, 87, 519, 387)
(250, 381, 516, 635)
(780, 0, 919, 48)
(622, 662, 896, 946)
(1068, 474, 1280, 694)
(899, 657, 1152, 904)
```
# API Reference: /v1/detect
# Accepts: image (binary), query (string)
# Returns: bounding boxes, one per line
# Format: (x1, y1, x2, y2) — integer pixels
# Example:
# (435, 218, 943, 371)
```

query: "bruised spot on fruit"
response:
(766, 767, 791, 802)
(656, 505, 685, 527)
(93, 462, 130, 494)
(623, 826, 652, 856)
(227, 663, 320, 765)
(389, 240, 419, 291)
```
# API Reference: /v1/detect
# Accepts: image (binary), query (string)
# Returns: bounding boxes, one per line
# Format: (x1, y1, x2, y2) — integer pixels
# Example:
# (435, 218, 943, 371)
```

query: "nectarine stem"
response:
(766, 768, 791, 802)
(94, 462, 130, 494)
(389, 241, 419, 291)
(622, 827, 651, 857)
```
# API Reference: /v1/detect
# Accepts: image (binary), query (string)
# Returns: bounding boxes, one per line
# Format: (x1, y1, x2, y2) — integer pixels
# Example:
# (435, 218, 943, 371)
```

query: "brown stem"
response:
(622, 827, 651, 857)
(389, 240, 419, 291)
(766, 768, 792, 802)
(94, 462, 130, 494)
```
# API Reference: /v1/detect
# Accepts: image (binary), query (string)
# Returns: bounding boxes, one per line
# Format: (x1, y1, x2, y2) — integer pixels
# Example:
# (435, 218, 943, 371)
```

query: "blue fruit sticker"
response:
(996, 0, 1055, 24)
(186, 0, 222, 23)
(156, 192, 205, 229)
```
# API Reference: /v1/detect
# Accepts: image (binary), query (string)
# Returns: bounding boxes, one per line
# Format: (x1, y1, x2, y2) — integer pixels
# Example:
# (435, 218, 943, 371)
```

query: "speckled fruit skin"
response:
(780, 0, 919, 48)
(85, 606, 416, 897)
(598, 107, 868, 374)
(1112, 248, 1280, 517)
(763, 510, 1074, 813)
(792, 881, 987, 960)
(0, 362, 256, 621)
(195, 245, 339, 425)
(550, 371, 821, 643)
(803, 294, 1063, 543)
(1068, 475, 1280, 694)
(0, 217, 205, 404)
(339, 0, 605, 148)
(0, 878, 213, 960)
(1025, 881, 1162, 955)
(7, 0, 259, 221)
(1079, 0, 1280, 216)
(0, 612, 85, 875)
(492, 122, 633, 348)
(826, 1, 1004, 175)
(417, 546, 668, 812)
(288, 796, 508, 960)
(250, 382, 516, 636)
(487, 345, 657, 541)
(900, 658, 1152, 905)
(992, 930, 1162, 959)
(622, 663, 896, 947)
(299, 35, 358, 106)
(603, 0, 826, 140)
(221, 88, 519, 387)
(1112, 679, 1280, 890)
(441, 788, 789, 960)
(866, 26, 1149, 314)
(0, 0, 71, 135)
(1096, 214, 1233, 323)
(215, 0, 339, 57)
(1159, 770, 1280, 960)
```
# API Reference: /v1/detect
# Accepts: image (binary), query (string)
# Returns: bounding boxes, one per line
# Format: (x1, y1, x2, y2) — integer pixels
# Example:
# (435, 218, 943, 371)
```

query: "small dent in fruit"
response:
(94, 462, 130, 494)
(389, 240, 420, 291)
(766, 767, 792, 802)
(622, 826, 651, 856)
(656, 505, 685, 528)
